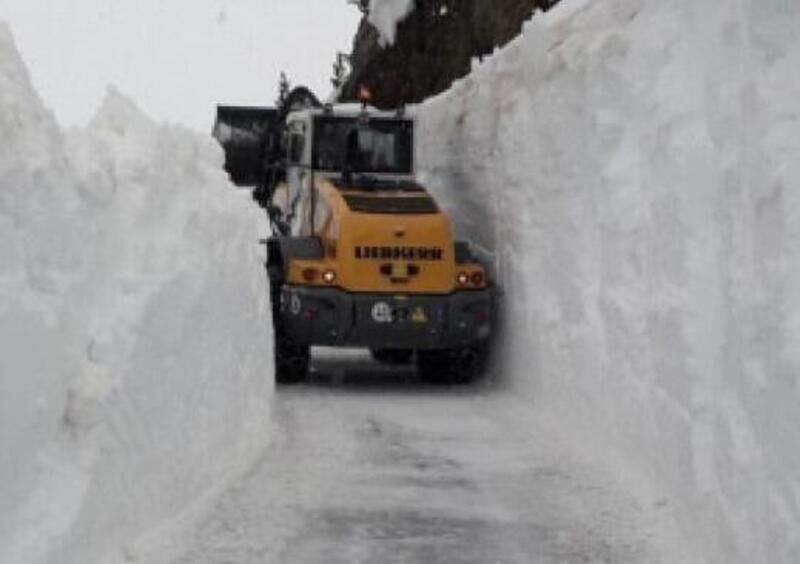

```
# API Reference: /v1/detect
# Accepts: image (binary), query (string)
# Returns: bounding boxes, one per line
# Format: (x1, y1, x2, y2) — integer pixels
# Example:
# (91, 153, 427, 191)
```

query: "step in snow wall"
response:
(417, 0, 800, 562)
(0, 22, 272, 564)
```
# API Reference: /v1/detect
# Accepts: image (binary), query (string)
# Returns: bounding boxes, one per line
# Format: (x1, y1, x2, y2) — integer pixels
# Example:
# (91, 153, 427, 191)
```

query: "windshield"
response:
(312, 116, 413, 174)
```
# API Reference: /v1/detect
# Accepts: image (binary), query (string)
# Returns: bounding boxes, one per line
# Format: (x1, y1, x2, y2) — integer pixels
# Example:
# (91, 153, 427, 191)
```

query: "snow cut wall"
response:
(0, 21, 272, 564)
(417, 0, 800, 562)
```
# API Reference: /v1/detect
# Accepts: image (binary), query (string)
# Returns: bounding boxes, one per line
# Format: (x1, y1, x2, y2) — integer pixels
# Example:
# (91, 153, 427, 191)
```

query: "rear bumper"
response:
(278, 285, 492, 349)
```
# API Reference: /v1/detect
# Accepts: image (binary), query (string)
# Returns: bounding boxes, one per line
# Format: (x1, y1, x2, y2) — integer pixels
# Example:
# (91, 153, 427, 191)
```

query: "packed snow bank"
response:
(368, 0, 415, 45)
(417, 0, 800, 562)
(0, 22, 272, 564)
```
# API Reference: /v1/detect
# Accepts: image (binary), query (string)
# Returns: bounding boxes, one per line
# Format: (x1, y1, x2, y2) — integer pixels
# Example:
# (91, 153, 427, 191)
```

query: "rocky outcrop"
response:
(340, 0, 559, 108)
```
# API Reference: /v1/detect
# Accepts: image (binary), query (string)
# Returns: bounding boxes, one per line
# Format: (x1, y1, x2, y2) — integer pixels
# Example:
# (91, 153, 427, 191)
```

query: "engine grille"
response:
(343, 195, 439, 215)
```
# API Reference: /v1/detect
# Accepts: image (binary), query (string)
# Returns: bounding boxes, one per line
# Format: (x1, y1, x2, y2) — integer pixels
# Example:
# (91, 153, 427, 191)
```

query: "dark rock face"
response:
(340, 0, 559, 108)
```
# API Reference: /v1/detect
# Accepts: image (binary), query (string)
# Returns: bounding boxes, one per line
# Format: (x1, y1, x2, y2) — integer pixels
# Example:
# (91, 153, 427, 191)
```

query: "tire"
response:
(417, 350, 455, 385)
(416, 348, 479, 385)
(274, 326, 309, 385)
(269, 271, 309, 385)
(370, 348, 414, 365)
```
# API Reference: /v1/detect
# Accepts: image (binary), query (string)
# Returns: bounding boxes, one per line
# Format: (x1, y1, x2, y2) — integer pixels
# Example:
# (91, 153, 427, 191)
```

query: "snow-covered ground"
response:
(165, 353, 687, 564)
(0, 21, 272, 564)
(417, 0, 800, 562)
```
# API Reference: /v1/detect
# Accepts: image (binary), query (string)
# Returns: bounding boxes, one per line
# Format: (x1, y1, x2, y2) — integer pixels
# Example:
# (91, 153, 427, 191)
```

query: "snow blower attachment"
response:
(213, 87, 493, 385)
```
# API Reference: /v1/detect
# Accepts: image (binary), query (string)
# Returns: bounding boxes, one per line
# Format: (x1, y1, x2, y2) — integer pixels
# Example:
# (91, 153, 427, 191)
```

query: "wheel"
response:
(274, 326, 309, 385)
(370, 348, 414, 364)
(417, 350, 454, 385)
(269, 271, 309, 385)
(416, 348, 479, 385)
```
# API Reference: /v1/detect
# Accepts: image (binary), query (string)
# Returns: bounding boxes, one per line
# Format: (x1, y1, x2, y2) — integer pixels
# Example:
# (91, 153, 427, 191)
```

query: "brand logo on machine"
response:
(354, 246, 444, 261)
(371, 302, 393, 324)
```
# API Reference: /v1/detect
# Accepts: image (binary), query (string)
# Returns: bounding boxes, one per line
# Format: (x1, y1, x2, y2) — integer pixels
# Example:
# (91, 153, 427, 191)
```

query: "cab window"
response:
(312, 116, 413, 174)
(287, 122, 306, 165)
(288, 133, 305, 164)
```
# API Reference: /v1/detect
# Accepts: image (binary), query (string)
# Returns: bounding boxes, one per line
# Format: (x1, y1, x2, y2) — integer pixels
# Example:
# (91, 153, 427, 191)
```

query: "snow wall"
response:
(0, 22, 272, 564)
(417, 0, 800, 562)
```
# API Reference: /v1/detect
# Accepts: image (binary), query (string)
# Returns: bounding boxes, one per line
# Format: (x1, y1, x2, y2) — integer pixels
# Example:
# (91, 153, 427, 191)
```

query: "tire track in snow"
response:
(167, 352, 661, 563)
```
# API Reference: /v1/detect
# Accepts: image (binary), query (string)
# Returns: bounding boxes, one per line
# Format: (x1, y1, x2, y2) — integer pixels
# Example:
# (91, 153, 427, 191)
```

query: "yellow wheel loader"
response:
(213, 88, 492, 384)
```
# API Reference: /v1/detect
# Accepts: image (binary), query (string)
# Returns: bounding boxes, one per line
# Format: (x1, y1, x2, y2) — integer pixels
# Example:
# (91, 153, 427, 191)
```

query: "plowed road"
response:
(169, 350, 672, 564)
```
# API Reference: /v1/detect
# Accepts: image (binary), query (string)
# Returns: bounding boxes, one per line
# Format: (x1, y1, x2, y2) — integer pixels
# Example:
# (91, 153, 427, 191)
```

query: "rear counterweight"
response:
(279, 286, 492, 350)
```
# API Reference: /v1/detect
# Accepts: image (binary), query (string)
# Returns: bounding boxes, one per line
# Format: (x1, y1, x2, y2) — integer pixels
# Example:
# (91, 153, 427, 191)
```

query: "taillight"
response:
(470, 271, 484, 286)
(457, 272, 469, 286)
(302, 267, 318, 282)
(322, 270, 337, 284)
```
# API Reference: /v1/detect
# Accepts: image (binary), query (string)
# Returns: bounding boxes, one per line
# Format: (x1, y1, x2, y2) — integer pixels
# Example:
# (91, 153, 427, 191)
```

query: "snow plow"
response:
(213, 88, 492, 384)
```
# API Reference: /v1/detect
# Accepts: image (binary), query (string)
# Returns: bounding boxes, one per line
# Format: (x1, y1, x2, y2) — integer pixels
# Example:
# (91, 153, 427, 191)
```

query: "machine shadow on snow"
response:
(297, 347, 491, 392)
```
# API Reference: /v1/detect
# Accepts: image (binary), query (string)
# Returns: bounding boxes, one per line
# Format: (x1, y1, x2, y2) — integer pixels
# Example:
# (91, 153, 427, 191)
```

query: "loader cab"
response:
(282, 108, 416, 235)
(284, 107, 414, 178)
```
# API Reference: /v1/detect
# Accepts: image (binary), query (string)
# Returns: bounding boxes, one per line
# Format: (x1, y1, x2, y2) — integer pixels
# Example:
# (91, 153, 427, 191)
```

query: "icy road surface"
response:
(169, 350, 670, 564)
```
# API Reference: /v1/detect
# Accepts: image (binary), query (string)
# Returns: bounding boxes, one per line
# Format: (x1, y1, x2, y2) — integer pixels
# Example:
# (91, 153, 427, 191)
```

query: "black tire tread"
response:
(269, 271, 309, 385)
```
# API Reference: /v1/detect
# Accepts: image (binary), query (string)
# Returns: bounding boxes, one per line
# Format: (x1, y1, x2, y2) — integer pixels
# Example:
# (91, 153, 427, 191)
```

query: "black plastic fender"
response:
(264, 236, 324, 280)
